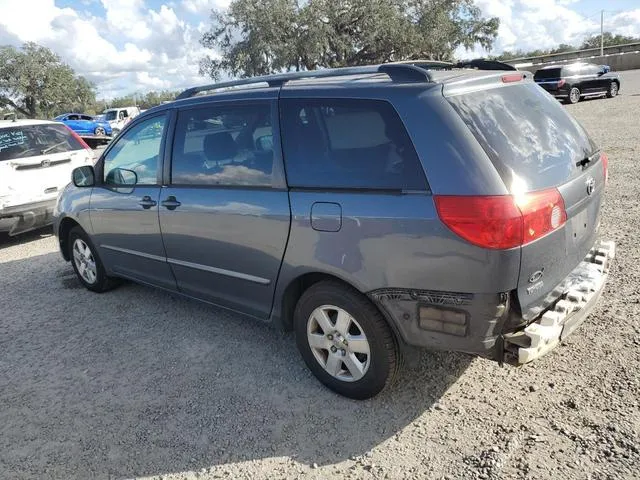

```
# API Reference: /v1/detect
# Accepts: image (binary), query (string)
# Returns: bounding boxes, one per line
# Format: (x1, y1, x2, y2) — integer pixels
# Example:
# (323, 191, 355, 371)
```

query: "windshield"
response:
(0, 124, 84, 161)
(104, 111, 117, 121)
(447, 82, 597, 192)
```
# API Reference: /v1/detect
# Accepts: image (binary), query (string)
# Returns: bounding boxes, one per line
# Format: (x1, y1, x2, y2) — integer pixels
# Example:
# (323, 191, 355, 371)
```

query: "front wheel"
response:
(68, 226, 118, 293)
(294, 281, 400, 399)
(566, 87, 581, 104)
(607, 82, 619, 98)
(94, 126, 106, 136)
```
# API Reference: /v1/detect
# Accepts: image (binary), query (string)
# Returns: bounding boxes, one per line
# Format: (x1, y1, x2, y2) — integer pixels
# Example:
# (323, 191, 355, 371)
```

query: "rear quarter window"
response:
(447, 83, 597, 192)
(0, 124, 84, 161)
(281, 98, 428, 190)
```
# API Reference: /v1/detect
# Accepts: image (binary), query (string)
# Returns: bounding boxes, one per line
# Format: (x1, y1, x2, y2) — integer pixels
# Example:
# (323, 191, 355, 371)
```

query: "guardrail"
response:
(503, 42, 640, 67)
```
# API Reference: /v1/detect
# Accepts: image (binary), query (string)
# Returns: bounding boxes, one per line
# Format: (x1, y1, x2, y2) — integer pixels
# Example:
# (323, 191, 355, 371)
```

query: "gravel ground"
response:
(1, 71, 639, 480)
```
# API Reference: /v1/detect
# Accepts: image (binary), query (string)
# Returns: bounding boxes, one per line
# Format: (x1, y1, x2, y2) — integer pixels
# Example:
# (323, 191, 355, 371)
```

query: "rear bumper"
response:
(0, 199, 56, 235)
(503, 240, 615, 364)
(369, 239, 615, 364)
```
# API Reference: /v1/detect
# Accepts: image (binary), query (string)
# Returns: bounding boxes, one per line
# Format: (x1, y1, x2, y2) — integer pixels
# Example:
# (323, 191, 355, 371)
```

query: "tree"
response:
(581, 32, 639, 50)
(0, 42, 96, 119)
(98, 90, 178, 111)
(199, 0, 500, 79)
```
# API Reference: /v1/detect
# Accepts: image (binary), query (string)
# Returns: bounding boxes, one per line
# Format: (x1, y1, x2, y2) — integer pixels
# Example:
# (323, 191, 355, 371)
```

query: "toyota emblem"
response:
(41, 159, 51, 168)
(586, 177, 595, 196)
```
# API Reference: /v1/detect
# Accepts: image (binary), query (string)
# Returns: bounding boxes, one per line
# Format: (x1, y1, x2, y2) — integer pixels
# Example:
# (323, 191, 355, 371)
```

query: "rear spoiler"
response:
(442, 71, 534, 96)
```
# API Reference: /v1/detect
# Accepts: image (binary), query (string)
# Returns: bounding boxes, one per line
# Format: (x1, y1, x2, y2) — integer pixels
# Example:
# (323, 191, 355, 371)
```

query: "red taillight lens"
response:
(435, 188, 567, 250)
(65, 126, 92, 152)
(558, 79, 566, 88)
(601, 151, 609, 184)
(434, 196, 523, 249)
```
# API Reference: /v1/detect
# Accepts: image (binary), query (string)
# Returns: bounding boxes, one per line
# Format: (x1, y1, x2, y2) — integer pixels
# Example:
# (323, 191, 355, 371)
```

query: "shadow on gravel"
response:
(0, 251, 472, 479)
(0, 226, 53, 250)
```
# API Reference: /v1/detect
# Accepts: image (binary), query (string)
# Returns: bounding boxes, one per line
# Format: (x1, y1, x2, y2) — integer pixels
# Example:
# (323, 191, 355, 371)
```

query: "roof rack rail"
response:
(176, 64, 431, 100)
(389, 60, 455, 70)
(391, 58, 517, 72)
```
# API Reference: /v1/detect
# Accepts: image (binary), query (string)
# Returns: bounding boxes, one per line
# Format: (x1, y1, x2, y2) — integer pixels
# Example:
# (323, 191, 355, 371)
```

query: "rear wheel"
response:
(607, 82, 619, 98)
(294, 281, 400, 399)
(566, 87, 581, 104)
(68, 226, 118, 293)
(94, 126, 106, 136)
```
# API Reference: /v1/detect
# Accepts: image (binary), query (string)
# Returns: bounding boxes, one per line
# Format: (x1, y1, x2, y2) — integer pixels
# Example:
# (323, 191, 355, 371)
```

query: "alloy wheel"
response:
(306, 305, 371, 382)
(72, 238, 97, 285)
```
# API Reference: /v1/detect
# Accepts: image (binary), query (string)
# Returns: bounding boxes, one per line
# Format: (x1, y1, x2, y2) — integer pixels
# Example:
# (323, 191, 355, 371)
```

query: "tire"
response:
(112, 128, 120, 137)
(607, 81, 619, 98)
(94, 126, 106, 136)
(566, 87, 581, 104)
(294, 281, 400, 399)
(68, 226, 118, 293)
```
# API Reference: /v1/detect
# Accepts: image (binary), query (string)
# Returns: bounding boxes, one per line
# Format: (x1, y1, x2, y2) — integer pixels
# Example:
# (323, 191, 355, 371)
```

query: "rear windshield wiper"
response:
(41, 141, 68, 155)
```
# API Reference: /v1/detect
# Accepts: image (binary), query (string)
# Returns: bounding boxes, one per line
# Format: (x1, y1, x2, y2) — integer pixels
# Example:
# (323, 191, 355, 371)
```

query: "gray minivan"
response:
(54, 64, 615, 399)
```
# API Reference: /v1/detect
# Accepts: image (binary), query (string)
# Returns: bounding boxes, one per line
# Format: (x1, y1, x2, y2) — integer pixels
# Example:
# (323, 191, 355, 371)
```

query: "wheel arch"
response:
(272, 270, 403, 345)
(58, 217, 81, 261)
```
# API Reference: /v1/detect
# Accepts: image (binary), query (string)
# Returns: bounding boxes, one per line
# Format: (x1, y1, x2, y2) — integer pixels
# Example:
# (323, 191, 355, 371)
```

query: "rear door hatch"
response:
(446, 79, 605, 319)
(533, 67, 564, 93)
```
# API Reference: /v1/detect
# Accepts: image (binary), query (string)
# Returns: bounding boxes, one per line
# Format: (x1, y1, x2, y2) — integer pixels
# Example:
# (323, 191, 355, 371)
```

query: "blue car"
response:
(54, 113, 113, 136)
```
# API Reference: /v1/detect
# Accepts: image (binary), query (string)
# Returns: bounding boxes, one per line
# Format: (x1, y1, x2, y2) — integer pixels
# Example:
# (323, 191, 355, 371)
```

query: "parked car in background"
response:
(54, 64, 614, 399)
(0, 119, 94, 236)
(55, 113, 112, 136)
(534, 62, 620, 104)
(102, 106, 141, 136)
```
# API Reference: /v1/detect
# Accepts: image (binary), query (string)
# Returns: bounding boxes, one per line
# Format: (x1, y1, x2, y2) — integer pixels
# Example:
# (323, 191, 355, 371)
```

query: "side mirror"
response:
(72, 165, 95, 187)
(105, 167, 138, 187)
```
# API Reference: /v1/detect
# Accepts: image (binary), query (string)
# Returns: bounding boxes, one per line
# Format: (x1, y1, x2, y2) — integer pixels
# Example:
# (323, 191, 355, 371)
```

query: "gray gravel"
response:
(1, 71, 640, 480)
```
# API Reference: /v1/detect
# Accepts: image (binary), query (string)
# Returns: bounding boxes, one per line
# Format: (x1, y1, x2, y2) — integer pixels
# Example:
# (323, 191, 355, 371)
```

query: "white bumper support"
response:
(514, 240, 616, 364)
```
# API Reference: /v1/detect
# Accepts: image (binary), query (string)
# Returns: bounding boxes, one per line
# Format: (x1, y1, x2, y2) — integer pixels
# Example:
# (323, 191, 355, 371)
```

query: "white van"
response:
(102, 106, 141, 136)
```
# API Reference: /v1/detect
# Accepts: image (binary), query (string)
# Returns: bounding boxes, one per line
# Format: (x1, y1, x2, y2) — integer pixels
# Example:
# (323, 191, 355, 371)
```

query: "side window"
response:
(103, 114, 166, 185)
(171, 103, 273, 187)
(281, 98, 427, 190)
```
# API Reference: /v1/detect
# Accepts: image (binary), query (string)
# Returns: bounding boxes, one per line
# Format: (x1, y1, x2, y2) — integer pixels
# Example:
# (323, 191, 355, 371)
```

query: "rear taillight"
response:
(435, 188, 567, 250)
(65, 126, 92, 152)
(601, 151, 609, 184)
(558, 79, 566, 88)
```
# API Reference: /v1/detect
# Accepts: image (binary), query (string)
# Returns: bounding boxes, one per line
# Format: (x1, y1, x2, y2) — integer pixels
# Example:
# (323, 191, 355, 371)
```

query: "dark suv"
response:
(534, 62, 621, 104)
(54, 64, 615, 399)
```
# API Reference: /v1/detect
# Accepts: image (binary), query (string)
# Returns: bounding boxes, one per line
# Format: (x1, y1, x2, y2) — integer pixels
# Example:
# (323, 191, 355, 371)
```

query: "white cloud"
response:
(182, 0, 229, 15)
(460, 0, 640, 58)
(0, 0, 209, 99)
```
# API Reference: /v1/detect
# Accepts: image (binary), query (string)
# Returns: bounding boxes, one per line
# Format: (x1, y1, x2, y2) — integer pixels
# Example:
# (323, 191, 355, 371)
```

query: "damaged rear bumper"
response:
(503, 240, 616, 364)
(0, 199, 56, 236)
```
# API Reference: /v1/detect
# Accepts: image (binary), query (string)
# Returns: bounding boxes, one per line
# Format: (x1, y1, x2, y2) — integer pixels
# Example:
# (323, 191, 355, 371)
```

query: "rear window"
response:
(0, 124, 84, 162)
(281, 98, 427, 190)
(447, 83, 597, 192)
(534, 68, 562, 80)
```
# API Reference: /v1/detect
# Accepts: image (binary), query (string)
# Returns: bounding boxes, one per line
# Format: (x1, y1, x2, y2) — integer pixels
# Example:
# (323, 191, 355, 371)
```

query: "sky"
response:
(0, 0, 639, 99)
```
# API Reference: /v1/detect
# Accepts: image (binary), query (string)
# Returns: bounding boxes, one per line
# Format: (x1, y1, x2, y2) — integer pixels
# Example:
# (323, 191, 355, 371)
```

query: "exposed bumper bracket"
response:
(504, 240, 615, 364)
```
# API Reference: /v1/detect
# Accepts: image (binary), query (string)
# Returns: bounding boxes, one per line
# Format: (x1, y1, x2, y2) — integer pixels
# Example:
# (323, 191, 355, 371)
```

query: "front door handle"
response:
(161, 196, 181, 210)
(138, 195, 157, 209)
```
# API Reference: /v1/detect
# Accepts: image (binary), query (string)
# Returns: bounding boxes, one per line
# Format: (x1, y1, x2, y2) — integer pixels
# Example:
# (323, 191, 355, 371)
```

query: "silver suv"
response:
(54, 64, 615, 399)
